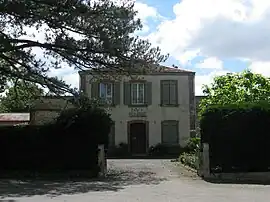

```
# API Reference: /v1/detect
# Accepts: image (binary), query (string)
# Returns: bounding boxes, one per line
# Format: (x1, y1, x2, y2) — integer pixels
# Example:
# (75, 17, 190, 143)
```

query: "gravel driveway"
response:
(1, 159, 270, 202)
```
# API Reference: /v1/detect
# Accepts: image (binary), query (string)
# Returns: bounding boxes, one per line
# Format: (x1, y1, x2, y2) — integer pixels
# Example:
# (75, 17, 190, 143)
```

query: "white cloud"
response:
(148, 0, 270, 63)
(195, 57, 223, 69)
(249, 61, 270, 77)
(134, 2, 163, 34)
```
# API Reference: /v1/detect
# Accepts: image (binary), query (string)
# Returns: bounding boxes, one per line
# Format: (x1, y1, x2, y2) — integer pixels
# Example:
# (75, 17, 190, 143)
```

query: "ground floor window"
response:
(161, 120, 179, 144)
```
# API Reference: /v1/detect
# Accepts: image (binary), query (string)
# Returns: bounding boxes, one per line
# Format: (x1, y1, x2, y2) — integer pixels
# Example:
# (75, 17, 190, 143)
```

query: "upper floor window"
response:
(124, 81, 151, 106)
(160, 80, 178, 106)
(131, 83, 145, 105)
(99, 83, 113, 104)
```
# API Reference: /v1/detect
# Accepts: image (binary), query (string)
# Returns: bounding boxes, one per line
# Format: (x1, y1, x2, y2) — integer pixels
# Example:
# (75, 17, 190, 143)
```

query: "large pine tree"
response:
(0, 0, 168, 94)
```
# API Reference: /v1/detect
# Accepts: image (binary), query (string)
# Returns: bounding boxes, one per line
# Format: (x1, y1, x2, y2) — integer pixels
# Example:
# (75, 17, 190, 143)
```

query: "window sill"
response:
(160, 104, 179, 107)
(99, 104, 117, 108)
(128, 104, 148, 108)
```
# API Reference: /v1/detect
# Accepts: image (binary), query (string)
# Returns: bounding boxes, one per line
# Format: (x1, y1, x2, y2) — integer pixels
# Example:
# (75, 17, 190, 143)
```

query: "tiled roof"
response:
(159, 66, 194, 73)
(79, 64, 195, 74)
(0, 113, 30, 122)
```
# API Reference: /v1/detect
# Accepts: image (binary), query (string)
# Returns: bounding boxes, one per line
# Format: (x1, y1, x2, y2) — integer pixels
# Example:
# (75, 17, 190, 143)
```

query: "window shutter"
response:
(145, 82, 152, 105)
(170, 80, 178, 105)
(170, 121, 179, 143)
(161, 81, 170, 105)
(79, 74, 86, 93)
(162, 122, 170, 143)
(124, 82, 131, 105)
(91, 82, 99, 100)
(113, 82, 120, 105)
(162, 121, 179, 144)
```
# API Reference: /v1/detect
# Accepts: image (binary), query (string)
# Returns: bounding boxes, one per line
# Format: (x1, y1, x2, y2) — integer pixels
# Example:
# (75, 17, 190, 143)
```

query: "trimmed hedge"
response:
(0, 105, 112, 176)
(200, 102, 270, 173)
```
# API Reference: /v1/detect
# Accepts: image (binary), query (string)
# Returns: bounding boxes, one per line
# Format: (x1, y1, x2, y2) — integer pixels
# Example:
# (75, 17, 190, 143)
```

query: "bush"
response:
(0, 104, 112, 177)
(179, 152, 199, 170)
(107, 142, 130, 157)
(200, 102, 270, 173)
(56, 105, 112, 147)
(148, 143, 182, 157)
(185, 137, 200, 153)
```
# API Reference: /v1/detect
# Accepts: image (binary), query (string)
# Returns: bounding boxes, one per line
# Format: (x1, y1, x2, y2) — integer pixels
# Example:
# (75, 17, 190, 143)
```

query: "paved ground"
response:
(1, 159, 270, 201)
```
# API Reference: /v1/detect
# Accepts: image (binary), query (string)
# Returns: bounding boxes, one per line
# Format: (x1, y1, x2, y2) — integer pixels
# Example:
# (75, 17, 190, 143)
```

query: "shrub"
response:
(0, 103, 112, 177)
(185, 137, 200, 153)
(107, 142, 130, 157)
(179, 152, 199, 170)
(200, 102, 270, 173)
(56, 105, 112, 147)
(148, 143, 182, 157)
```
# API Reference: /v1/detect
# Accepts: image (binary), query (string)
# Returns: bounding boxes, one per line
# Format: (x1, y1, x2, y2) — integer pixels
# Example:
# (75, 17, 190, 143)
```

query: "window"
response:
(161, 120, 179, 144)
(99, 83, 113, 104)
(131, 83, 145, 105)
(161, 80, 178, 105)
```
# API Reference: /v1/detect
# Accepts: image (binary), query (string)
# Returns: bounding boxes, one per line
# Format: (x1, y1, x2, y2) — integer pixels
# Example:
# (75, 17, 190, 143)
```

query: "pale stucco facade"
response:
(31, 67, 196, 154)
(80, 68, 196, 151)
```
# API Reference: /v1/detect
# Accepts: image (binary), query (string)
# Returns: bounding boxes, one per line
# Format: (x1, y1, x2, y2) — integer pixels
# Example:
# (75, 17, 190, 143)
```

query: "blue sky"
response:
(50, 0, 270, 95)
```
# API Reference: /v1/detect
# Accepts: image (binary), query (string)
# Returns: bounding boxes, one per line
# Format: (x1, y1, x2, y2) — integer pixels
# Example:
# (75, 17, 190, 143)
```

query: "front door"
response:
(129, 122, 147, 154)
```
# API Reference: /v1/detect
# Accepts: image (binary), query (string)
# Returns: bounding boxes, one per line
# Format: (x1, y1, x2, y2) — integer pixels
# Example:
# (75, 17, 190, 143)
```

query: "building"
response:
(79, 66, 196, 155)
(0, 113, 30, 126)
(30, 96, 74, 125)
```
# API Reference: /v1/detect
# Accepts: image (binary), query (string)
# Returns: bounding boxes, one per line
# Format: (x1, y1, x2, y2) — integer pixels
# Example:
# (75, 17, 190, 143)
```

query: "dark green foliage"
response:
(185, 137, 200, 153)
(0, 106, 112, 177)
(0, 0, 168, 94)
(0, 80, 44, 112)
(199, 70, 270, 118)
(55, 104, 112, 146)
(148, 143, 182, 157)
(107, 142, 131, 158)
(200, 102, 270, 173)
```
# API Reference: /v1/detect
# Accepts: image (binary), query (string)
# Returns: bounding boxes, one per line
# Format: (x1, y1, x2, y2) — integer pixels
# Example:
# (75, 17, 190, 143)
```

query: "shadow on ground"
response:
(0, 168, 167, 198)
(204, 178, 270, 185)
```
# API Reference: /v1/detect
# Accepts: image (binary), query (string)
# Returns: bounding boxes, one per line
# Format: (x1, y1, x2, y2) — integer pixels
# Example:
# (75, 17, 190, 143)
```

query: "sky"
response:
(48, 0, 270, 95)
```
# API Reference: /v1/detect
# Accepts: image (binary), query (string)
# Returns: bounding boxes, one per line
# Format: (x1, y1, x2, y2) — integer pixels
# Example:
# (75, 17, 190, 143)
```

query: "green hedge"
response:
(200, 102, 270, 173)
(0, 105, 112, 176)
(148, 143, 183, 157)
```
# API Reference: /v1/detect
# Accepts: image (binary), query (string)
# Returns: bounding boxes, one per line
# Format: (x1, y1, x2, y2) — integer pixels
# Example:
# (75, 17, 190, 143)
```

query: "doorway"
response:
(128, 121, 148, 155)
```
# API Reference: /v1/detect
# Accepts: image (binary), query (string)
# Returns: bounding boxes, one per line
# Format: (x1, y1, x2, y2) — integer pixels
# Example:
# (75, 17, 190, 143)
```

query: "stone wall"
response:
(199, 143, 270, 183)
(31, 96, 75, 125)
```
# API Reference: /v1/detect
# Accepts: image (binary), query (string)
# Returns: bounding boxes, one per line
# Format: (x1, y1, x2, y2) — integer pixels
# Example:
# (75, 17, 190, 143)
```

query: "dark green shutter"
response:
(113, 82, 120, 105)
(170, 80, 178, 105)
(145, 82, 152, 105)
(162, 121, 179, 144)
(80, 75, 86, 93)
(124, 82, 131, 105)
(161, 81, 170, 105)
(91, 82, 99, 100)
